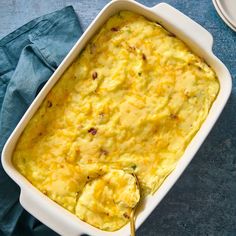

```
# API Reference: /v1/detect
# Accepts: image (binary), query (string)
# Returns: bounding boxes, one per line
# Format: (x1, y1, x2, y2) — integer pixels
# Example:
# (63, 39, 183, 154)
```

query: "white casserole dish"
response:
(1, 1, 232, 236)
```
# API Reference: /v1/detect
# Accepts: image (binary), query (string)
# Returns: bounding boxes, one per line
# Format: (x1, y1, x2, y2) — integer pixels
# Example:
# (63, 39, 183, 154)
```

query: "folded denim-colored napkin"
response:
(0, 6, 82, 236)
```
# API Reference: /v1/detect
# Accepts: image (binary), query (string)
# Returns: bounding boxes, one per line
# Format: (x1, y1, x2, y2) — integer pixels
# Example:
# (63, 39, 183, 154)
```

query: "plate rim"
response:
(212, 0, 236, 32)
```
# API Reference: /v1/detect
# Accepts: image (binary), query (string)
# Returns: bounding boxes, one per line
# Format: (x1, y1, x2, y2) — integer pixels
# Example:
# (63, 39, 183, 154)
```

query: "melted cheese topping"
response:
(13, 11, 219, 231)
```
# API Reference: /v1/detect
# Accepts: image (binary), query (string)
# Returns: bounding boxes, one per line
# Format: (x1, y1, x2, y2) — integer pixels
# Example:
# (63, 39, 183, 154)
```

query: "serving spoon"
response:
(130, 173, 141, 236)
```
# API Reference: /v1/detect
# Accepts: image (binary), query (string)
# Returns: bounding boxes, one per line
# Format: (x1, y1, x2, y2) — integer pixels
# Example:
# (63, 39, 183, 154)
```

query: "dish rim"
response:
(1, 1, 232, 236)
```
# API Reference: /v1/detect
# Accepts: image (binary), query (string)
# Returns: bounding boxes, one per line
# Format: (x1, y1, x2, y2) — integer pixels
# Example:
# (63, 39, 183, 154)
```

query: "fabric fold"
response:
(0, 6, 82, 236)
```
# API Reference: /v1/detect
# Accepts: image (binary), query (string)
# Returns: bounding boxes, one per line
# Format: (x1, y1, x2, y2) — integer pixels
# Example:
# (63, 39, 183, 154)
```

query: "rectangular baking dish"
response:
(1, 1, 232, 236)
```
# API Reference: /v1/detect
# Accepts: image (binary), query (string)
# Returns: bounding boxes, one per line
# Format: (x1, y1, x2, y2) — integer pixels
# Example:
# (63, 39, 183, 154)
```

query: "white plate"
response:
(1, 1, 232, 236)
(212, 0, 236, 31)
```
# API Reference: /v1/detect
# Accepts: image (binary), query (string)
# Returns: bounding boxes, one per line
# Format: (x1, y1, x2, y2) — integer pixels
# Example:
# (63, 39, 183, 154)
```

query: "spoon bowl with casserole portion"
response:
(75, 169, 140, 233)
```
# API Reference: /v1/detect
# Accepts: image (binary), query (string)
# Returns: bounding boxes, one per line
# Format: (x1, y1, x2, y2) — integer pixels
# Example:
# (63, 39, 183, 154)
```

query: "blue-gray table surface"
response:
(0, 0, 235, 235)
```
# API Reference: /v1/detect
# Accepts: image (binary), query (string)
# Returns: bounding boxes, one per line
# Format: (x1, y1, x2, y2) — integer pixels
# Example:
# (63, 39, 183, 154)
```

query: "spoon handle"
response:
(130, 210, 136, 236)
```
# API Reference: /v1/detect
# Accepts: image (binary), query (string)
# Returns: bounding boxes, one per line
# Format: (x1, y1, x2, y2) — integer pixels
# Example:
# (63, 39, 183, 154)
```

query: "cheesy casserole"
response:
(13, 11, 219, 231)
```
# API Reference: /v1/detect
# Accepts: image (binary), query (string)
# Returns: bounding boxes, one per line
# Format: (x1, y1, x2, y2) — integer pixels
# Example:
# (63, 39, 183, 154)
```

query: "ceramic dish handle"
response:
(20, 190, 83, 236)
(151, 3, 213, 51)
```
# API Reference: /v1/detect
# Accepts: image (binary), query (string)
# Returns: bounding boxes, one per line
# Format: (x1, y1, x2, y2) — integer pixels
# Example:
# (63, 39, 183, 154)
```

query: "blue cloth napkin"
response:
(0, 6, 82, 236)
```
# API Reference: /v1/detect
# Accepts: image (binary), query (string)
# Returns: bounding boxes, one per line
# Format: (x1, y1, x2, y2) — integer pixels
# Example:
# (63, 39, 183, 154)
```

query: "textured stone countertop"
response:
(0, 0, 235, 235)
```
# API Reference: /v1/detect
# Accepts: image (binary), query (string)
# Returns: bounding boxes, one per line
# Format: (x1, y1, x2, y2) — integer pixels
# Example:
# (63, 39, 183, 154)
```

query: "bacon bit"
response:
(87, 176, 90, 180)
(142, 53, 147, 61)
(131, 164, 137, 170)
(128, 45, 136, 51)
(111, 27, 119, 32)
(170, 114, 178, 119)
(99, 112, 105, 117)
(138, 72, 142, 76)
(88, 127, 97, 135)
(47, 100, 52, 108)
(184, 91, 190, 98)
(100, 149, 108, 156)
(92, 71, 98, 80)
(197, 66, 203, 71)
(123, 213, 130, 219)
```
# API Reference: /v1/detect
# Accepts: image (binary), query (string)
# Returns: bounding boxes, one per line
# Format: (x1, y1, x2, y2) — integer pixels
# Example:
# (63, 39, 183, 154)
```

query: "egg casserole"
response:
(13, 11, 219, 231)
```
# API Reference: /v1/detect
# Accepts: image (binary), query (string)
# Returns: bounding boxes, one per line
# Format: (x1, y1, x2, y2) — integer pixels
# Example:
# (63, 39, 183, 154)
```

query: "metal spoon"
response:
(130, 173, 141, 236)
